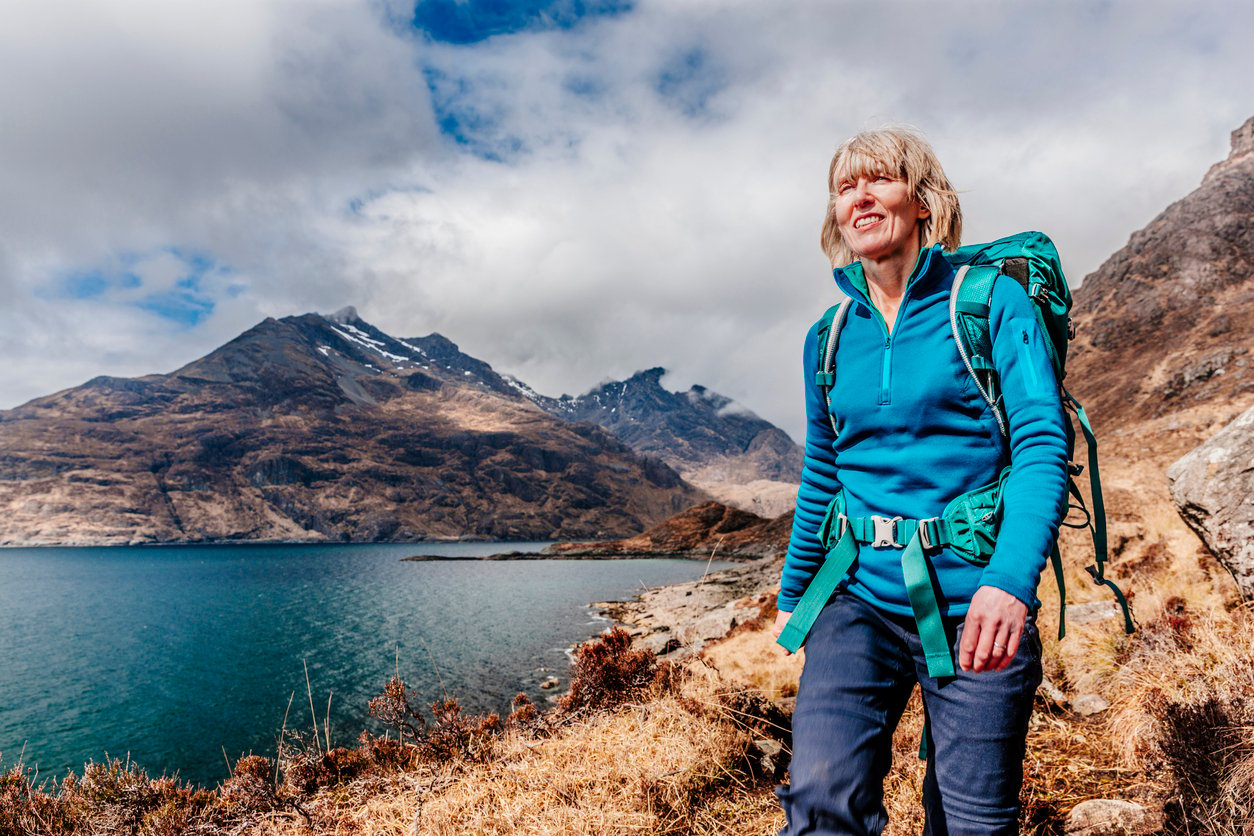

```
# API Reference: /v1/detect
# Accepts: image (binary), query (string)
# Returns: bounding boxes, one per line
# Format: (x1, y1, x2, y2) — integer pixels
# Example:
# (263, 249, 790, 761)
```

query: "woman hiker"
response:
(772, 128, 1069, 835)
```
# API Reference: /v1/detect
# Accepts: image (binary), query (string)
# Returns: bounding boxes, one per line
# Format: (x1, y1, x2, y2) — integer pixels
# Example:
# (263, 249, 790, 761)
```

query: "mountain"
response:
(1069, 115, 1254, 430)
(0, 308, 707, 545)
(524, 368, 802, 517)
(1055, 116, 1254, 631)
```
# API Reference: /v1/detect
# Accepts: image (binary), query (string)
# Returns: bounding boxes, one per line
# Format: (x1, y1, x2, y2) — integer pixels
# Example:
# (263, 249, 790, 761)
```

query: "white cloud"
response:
(1, 0, 1253, 444)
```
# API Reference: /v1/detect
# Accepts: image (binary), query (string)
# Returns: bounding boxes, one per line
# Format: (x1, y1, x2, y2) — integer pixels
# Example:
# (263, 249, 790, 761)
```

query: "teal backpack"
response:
(777, 231, 1134, 677)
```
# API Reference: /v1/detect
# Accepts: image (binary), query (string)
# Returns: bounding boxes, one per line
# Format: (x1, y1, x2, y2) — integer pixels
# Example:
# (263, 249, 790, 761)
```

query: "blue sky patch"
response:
(46, 248, 226, 328)
(412, 0, 632, 45)
(423, 65, 527, 160)
(655, 47, 726, 118)
(135, 277, 217, 327)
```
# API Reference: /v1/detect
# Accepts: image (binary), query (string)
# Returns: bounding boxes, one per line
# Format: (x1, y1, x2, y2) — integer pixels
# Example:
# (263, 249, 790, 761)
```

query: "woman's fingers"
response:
(960, 586, 1028, 673)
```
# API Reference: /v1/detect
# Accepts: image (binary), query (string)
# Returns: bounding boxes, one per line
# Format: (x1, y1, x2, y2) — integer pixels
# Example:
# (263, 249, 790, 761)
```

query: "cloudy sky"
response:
(3, 0, 1252, 441)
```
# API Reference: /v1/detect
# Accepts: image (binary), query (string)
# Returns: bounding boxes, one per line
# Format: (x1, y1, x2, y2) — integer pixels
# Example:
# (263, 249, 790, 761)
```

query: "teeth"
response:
(855, 216, 881, 229)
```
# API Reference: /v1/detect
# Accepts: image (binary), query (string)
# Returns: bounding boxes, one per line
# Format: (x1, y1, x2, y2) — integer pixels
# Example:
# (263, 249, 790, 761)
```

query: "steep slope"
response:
(0, 308, 703, 545)
(1069, 116, 1254, 432)
(1058, 116, 1254, 624)
(527, 368, 803, 517)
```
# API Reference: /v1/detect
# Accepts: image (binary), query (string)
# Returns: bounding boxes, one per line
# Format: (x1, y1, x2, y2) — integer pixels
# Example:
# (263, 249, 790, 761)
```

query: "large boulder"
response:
(1168, 405, 1254, 600)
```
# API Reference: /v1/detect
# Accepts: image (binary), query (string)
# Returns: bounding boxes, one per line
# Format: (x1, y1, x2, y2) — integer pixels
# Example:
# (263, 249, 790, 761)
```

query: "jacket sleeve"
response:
(777, 320, 843, 612)
(979, 278, 1070, 607)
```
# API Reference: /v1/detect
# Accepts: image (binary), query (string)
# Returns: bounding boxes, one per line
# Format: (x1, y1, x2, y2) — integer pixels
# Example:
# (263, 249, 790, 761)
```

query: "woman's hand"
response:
(773, 610, 793, 655)
(959, 586, 1028, 673)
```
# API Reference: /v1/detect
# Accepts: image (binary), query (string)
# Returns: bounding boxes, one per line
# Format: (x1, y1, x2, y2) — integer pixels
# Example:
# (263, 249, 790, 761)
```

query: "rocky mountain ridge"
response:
(0, 307, 801, 546)
(0, 309, 707, 544)
(524, 367, 802, 517)
(1068, 116, 1254, 429)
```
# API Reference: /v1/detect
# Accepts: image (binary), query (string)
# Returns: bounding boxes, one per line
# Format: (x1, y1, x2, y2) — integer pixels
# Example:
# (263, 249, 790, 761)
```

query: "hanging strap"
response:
(776, 521, 858, 654)
(1064, 390, 1135, 635)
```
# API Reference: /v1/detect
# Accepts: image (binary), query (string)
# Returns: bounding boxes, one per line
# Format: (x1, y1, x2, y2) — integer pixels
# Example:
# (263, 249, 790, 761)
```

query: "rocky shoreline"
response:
(593, 554, 782, 658)
(543, 501, 791, 657)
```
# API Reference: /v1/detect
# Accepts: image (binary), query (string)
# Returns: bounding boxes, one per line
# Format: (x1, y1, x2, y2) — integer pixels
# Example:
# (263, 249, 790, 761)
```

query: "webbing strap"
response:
(1068, 393, 1135, 635)
(1050, 542, 1067, 640)
(901, 532, 956, 678)
(777, 527, 858, 654)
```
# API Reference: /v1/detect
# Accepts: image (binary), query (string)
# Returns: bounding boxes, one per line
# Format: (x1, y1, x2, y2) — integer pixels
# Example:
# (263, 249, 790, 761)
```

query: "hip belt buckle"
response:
(871, 515, 904, 548)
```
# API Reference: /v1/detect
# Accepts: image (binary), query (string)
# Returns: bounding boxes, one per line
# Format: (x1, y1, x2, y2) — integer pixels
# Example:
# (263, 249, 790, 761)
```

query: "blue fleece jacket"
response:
(778, 244, 1069, 617)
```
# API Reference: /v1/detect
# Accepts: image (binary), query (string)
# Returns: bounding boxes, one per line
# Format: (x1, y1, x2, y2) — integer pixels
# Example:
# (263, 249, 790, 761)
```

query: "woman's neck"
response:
(862, 243, 923, 334)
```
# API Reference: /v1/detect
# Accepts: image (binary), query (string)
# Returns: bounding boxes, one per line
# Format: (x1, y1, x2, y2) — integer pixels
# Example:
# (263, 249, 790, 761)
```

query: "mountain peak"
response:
(1231, 115, 1254, 160)
(325, 305, 361, 324)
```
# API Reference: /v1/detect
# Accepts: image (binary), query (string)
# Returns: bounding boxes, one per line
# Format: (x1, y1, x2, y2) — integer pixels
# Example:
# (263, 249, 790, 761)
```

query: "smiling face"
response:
(819, 129, 961, 269)
(832, 169, 930, 266)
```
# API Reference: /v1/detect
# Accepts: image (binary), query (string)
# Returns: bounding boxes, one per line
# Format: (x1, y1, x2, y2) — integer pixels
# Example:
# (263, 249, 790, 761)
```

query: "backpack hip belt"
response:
(777, 468, 1009, 679)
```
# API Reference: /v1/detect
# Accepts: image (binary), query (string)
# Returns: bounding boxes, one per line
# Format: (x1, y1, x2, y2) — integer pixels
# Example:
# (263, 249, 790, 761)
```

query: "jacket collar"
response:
(831, 244, 949, 307)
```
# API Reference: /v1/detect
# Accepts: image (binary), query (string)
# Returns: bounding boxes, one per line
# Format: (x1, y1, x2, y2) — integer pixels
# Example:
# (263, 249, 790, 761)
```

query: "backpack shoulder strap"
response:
(950, 264, 1006, 436)
(815, 299, 853, 436)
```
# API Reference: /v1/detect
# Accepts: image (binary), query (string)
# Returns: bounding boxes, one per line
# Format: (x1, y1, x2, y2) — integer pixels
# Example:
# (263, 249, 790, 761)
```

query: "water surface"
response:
(0, 542, 727, 787)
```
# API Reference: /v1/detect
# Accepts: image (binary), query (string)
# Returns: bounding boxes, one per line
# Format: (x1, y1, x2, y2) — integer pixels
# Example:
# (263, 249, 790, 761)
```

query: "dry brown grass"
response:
(1104, 605, 1254, 834)
(240, 630, 789, 836)
(701, 613, 804, 703)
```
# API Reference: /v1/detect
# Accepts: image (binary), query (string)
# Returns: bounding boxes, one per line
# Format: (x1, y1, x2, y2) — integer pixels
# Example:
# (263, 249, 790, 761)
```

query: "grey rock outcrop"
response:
(1064, 799, 1162, 836)
(1168, 404, 1254, 600)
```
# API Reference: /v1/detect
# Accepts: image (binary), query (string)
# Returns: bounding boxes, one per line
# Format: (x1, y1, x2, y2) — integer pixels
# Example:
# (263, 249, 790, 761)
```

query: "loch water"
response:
(0, 542, 730, 788)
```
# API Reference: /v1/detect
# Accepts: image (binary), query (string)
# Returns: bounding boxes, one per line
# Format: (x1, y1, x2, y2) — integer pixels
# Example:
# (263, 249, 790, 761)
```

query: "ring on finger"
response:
(993, 641, 1007, 651)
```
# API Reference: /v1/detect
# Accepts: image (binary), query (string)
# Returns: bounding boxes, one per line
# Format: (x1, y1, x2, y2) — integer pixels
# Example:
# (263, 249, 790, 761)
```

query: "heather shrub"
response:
(367, 678, 504, 764)
(559, 626, 681, 716)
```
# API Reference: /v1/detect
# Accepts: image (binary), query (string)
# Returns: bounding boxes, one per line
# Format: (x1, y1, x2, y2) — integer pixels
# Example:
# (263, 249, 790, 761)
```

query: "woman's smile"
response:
(834, 174, 929, 264)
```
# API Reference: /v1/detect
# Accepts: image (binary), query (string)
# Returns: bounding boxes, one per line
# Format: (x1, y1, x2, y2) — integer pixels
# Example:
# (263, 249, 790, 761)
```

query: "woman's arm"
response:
(962, 276, 1069, 672)
(777, 321, 843, 613)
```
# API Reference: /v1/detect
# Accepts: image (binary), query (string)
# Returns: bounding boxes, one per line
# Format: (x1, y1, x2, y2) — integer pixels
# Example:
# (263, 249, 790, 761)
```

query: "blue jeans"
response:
(777, 592, 1042, 836)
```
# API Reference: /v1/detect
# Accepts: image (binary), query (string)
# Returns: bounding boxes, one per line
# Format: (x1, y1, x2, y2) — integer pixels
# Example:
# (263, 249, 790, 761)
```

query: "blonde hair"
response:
(819, 128, 962, 268)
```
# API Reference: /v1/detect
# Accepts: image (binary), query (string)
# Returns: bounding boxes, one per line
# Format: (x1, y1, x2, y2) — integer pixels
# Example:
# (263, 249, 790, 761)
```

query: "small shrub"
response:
(356, 731, 417, 772)
(216, 754, 282, 817)
(560, 627, 679, 716)
(367, 678, 505, 764)
(507, 693, 539, 729)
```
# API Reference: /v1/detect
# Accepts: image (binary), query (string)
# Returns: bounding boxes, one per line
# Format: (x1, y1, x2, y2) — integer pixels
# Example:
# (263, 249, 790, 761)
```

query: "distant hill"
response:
(0, 308, 708, 545)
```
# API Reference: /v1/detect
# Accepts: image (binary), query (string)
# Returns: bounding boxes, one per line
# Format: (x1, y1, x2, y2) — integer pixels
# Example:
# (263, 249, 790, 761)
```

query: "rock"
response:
(1065, 799, 1162, 836)
(596, 558, 780, 660)
(1168, 405, 1254, 600)
(1071, 694, 1110, 717)
(1067, 601, 1123, 627)
(748, 739, 786, 782)
(1038, 676, 1069, 709)
(539, 677, 561, 690)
